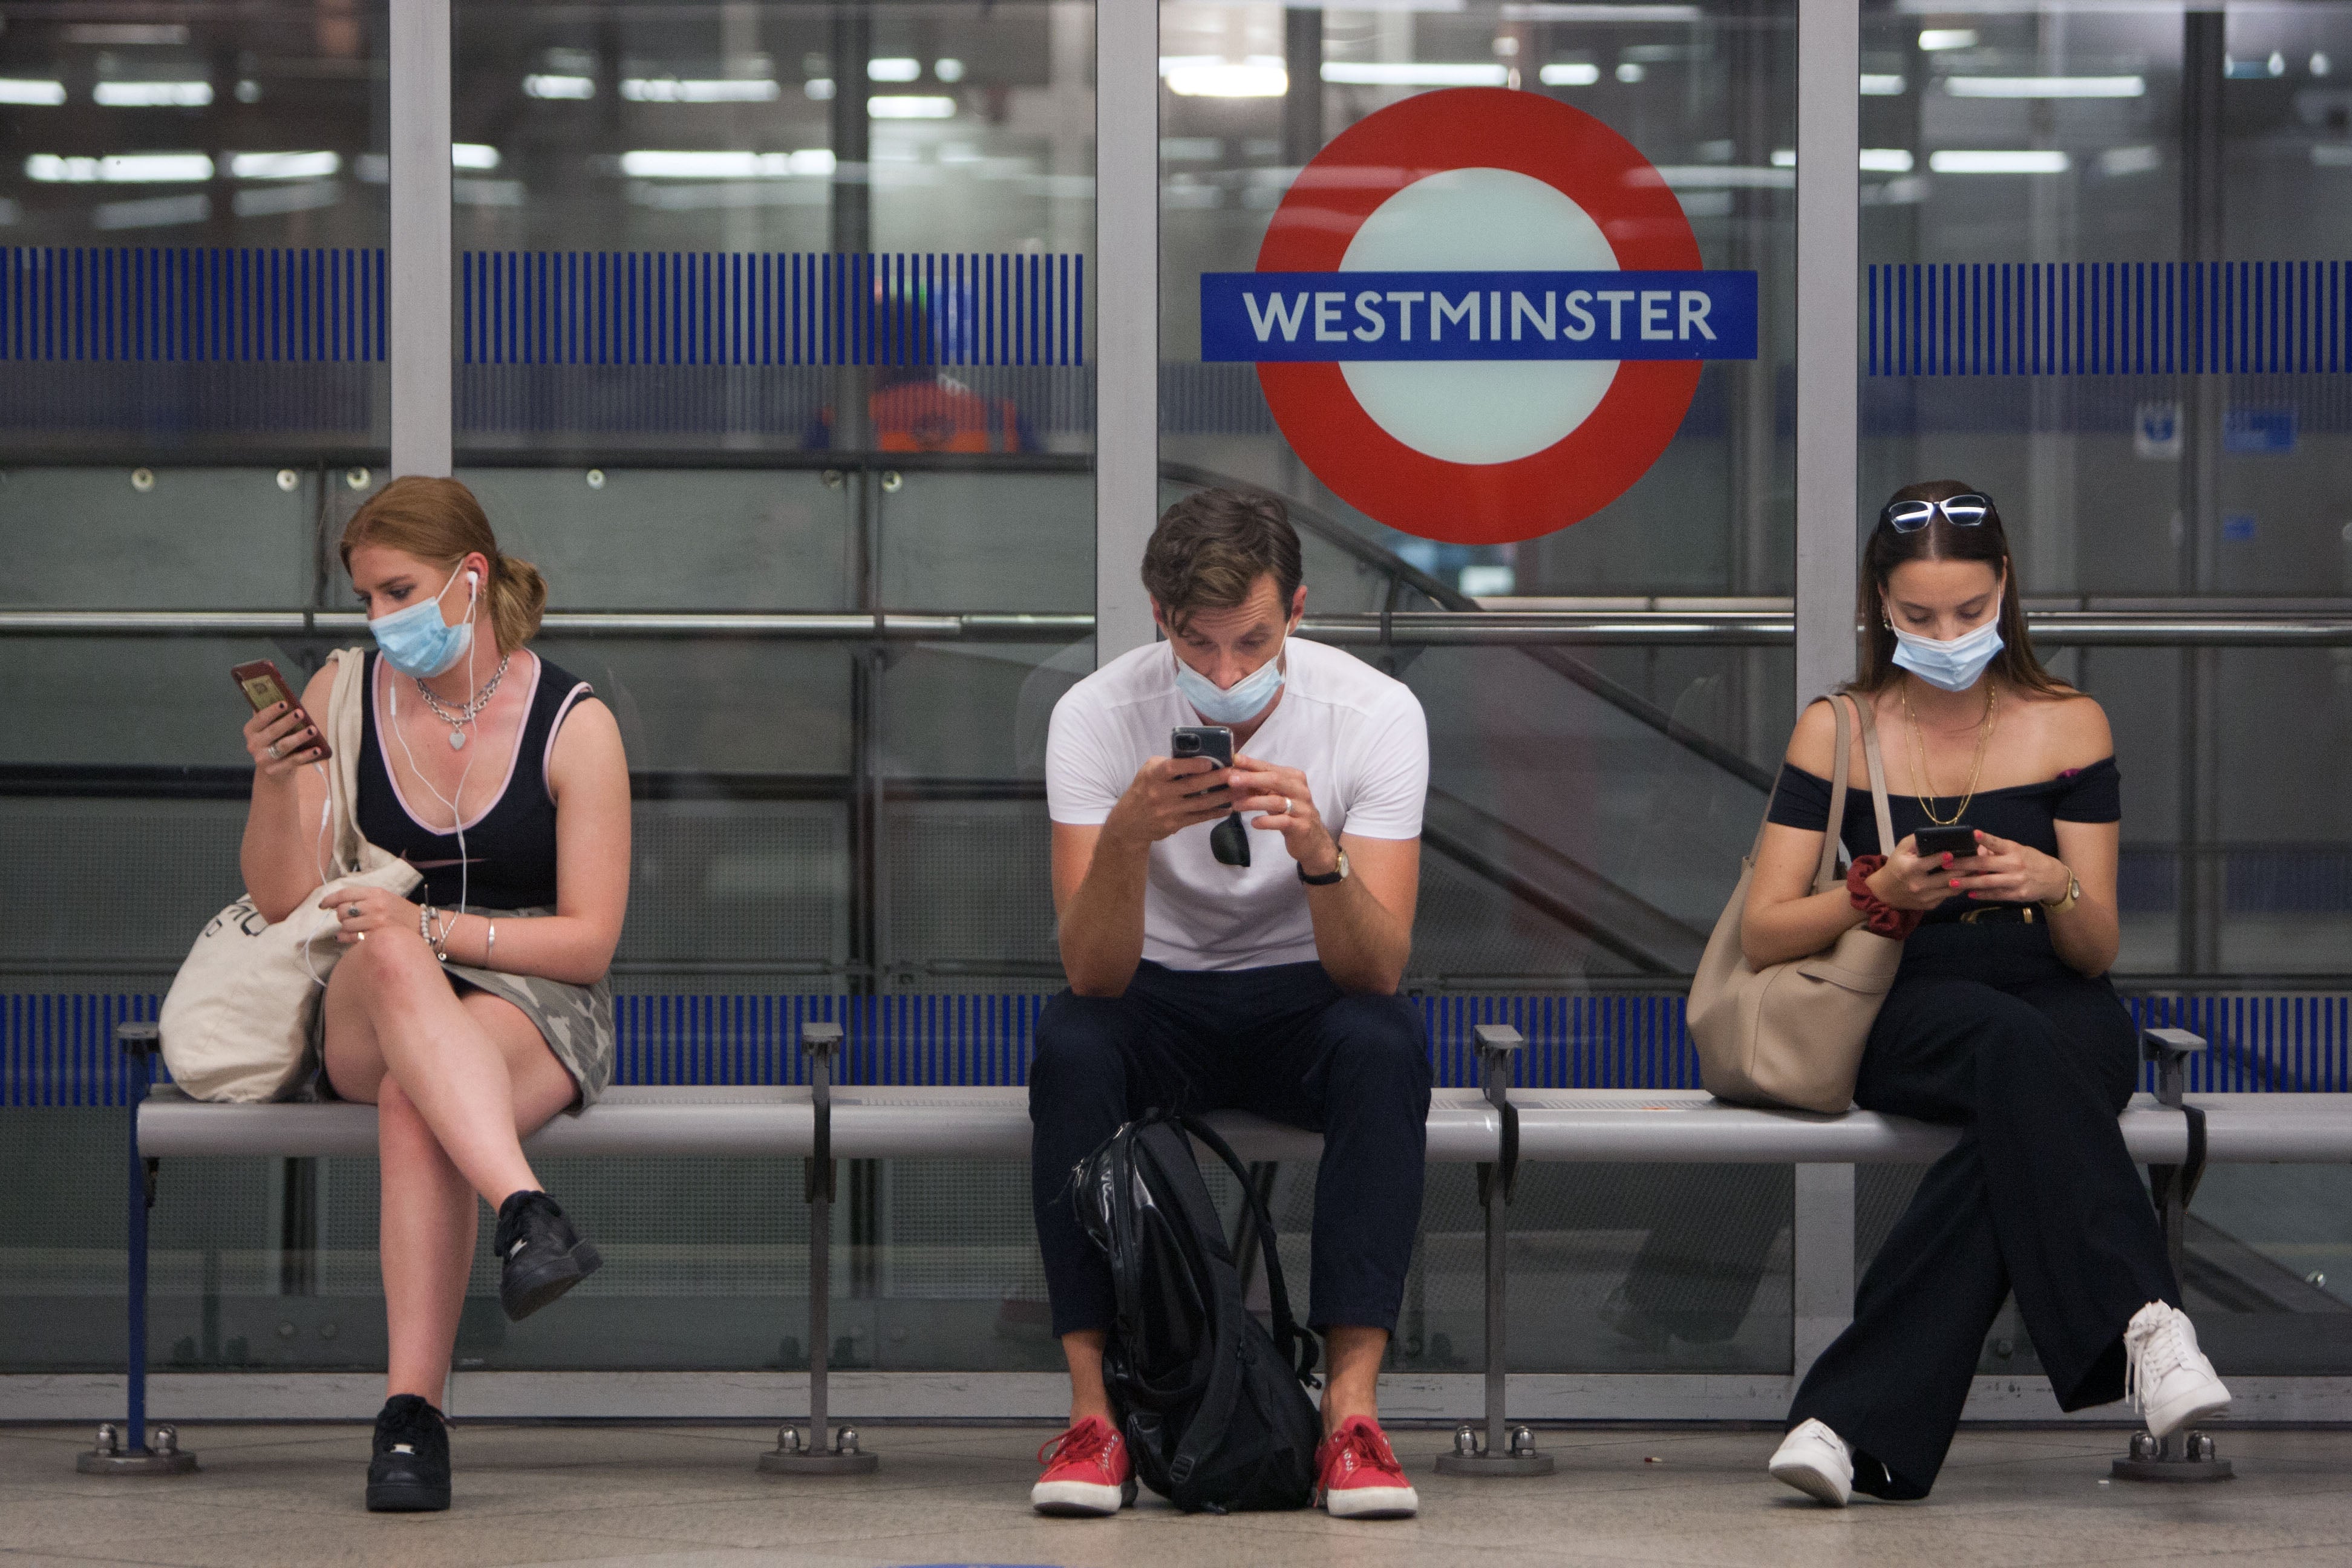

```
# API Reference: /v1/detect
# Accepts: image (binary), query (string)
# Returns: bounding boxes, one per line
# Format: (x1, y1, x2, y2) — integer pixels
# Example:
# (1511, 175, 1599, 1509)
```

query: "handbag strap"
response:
(1806, 695, 1855, 894)
(1850, 691, 1898, 856)
(324, 648, 371, 875)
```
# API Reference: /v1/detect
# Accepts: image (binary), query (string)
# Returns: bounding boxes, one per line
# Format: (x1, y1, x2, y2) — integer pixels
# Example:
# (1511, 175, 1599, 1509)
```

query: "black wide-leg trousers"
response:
(1787, 920, 2181, 1499)
(1028, 959, 1432, 1339)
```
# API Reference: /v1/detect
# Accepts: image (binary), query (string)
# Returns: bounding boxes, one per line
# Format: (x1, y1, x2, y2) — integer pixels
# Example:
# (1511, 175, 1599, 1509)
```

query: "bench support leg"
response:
(763, 1022, 877, 1477)
(1434, 1025, 1551, 1477)
(2112, 1030, 2230, 1484)
(82, 1050, 196, 1477)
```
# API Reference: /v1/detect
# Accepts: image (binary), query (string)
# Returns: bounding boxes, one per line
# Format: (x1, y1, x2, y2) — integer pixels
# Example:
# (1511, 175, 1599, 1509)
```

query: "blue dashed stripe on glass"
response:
(8, 991, 2346, 1106)
(1868, 261, 2352, 377)
(0, 246, 386, 363)
(459, 250, 1085, 368)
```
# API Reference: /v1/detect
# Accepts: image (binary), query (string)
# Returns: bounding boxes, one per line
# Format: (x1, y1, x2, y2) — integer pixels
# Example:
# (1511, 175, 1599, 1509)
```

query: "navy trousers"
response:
(1028, 959, 1432, 1339)
(1788, 920, 2181, 1498)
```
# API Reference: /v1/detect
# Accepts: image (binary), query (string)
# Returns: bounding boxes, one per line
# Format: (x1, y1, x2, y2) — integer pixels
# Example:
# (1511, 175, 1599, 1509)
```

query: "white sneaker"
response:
(2125, 1301, 2230, 1439)
(1768, 1417, 1853, 1507)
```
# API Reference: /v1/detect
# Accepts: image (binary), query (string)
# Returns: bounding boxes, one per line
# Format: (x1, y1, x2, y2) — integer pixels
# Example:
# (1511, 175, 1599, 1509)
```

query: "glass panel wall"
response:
(1, 2, 1100, 1379)
(1157, 1, 1799, 1374)
(1858, 1, 2352, 1376)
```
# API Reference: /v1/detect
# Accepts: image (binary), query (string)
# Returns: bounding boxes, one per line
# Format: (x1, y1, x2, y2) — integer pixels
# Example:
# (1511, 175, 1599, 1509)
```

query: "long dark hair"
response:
(1852, 479, 2068, 697)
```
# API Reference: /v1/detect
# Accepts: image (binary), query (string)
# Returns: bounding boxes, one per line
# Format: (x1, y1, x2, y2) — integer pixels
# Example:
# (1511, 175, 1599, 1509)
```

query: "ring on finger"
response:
(344, 903, 362, 921)
(265, 743, 281, 760)
(1282, 795, 1293, 815)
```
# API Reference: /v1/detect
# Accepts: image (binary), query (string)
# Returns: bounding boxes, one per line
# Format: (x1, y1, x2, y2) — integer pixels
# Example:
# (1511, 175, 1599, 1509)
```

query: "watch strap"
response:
(1298, 848, 1348, 886)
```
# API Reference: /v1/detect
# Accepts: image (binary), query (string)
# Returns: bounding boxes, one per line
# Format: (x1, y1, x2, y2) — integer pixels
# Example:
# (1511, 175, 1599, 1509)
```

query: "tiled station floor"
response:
(5, 1422, 2351, 1566)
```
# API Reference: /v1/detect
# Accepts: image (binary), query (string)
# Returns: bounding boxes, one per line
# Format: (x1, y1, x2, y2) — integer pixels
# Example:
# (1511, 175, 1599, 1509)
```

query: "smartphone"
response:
(1913, 825, 1979, 859)
(1171, 725, 1232, 797)
(232, 659, 331, 763)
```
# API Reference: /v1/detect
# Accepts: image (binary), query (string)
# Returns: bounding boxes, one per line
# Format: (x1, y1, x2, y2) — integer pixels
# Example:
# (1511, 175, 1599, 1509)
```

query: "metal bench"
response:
(75, 1012, 2315, 1486)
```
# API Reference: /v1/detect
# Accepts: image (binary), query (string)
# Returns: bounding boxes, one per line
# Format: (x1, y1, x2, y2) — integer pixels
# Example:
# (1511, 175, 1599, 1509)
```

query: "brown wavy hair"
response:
(1852, 479, 2067, 697)
(339, 477, 547, 655)
(1142, 488, 1304, 633)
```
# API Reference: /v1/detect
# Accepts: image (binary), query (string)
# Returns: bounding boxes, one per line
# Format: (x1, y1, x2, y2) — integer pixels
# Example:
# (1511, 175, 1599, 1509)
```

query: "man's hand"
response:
(1227, 754, 1338, 877)
(1100, 755, 1235, 853)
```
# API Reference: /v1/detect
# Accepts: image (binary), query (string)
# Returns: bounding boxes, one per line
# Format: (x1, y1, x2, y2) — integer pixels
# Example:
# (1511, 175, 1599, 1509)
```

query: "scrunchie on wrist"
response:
(1847, 855, 1924, 941)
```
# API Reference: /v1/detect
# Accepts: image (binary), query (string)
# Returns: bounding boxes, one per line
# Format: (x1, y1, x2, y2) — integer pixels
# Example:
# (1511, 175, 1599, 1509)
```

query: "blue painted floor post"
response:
(78, 1020, 195, 1475)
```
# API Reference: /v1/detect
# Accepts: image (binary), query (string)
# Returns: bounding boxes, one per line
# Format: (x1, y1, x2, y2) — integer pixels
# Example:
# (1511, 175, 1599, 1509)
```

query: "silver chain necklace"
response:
(413, 653, 513, 750)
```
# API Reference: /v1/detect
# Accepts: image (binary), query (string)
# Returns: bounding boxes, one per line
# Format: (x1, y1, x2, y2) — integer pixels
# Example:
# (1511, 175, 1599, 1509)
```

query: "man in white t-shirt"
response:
(1027, 489, 1431, 1521)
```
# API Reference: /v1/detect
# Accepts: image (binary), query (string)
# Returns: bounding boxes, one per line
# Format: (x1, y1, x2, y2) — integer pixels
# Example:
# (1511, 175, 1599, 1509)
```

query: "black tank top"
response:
(356, 649, 595, 910)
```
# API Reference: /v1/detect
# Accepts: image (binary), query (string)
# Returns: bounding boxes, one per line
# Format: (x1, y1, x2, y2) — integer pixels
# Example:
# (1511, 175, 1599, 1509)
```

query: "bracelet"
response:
(484, 918, 497, 969)
(1846, 855, 1925, 941)
(419, 904, 451, 963)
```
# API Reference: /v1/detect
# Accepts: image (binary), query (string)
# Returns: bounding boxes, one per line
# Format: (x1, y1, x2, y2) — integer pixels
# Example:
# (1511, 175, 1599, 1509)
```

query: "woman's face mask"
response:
(368, 563, 475, 679)
(1889, 610, 2004, 693)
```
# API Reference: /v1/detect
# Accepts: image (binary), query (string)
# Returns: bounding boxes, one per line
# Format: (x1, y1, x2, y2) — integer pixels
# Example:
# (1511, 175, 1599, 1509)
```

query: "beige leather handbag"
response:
(160, 649, 423, 1102)
(1688, 692, 1903, 1114)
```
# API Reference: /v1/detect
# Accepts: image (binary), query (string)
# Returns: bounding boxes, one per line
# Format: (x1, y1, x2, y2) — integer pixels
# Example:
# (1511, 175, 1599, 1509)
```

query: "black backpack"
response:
(1072, 1108, 1323, 1514)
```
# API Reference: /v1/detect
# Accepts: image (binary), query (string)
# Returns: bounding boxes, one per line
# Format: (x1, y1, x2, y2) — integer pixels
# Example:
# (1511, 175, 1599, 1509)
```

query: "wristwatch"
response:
(1298, 848, 1350, 887)
(2042, 870, 2082, 914)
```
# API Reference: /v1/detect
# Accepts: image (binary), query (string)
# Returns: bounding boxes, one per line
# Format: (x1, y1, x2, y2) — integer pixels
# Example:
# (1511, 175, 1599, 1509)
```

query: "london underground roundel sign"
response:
(1200, 89, 1757, 546)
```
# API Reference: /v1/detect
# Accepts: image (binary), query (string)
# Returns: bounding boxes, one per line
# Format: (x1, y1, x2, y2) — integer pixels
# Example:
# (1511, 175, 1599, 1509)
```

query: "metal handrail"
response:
(2, 606, 2347, 646)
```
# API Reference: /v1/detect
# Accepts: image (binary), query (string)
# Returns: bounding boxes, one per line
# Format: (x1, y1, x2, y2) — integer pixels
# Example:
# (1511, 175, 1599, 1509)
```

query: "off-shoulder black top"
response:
(1765, 755, 2120, 921)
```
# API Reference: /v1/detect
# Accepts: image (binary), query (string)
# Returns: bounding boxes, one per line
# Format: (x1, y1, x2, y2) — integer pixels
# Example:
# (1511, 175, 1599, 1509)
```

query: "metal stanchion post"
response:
(762, 1020, 878, 1476)
(1434, 1024, 1552, 1477)
(2112, 1027, 2231, 1484)
(80, 1021, 196, 1475)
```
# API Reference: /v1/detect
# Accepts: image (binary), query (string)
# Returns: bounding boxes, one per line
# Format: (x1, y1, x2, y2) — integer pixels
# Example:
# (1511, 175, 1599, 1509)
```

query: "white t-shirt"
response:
(1045, 636, 1429, 972)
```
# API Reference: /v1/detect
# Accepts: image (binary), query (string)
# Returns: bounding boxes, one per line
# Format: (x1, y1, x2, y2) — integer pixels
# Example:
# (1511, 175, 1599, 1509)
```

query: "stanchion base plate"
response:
(2111, 1455, 2233, 1483)
(1432, 1451, 1554, 1477)
(759, 1450, 880, 1476)
(77, 1450, 198, 1476)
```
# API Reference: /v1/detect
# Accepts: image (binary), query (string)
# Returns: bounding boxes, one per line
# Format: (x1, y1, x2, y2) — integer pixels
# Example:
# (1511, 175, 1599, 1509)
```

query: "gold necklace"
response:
(1903, 677, 1998, 826)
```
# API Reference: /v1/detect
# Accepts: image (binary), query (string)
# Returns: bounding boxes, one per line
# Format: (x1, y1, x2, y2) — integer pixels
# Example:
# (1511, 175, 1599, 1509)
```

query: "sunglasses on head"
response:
(1881, 492, 1991, 533)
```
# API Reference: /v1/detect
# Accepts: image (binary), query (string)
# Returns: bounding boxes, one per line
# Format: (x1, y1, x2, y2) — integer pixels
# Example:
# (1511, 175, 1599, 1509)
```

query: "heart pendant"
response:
(448, 729, 467, 751)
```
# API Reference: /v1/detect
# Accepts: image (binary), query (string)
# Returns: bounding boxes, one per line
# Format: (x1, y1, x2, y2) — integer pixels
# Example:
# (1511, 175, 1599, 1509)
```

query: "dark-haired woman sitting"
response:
(1745, 482, 2227, 1504)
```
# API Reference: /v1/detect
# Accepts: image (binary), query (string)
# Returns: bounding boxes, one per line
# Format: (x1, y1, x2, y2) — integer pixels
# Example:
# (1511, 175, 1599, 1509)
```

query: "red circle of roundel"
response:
(1254, 88, 1704, 547)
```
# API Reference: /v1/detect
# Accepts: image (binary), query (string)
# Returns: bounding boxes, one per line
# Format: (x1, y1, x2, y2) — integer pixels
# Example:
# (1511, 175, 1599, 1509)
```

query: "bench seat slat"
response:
(136, 1086, 2352, 1165)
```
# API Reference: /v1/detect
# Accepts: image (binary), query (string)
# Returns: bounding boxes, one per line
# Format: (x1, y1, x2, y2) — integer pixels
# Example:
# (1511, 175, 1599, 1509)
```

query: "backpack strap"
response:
(1180, 1114, 1320, 1385)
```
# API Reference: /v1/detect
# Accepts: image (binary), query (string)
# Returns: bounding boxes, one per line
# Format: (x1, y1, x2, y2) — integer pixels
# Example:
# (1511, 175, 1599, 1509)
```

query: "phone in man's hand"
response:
(233, 659, 332, 763)
(1172, 725, 1249, 867)
(1913, 825, 1979, 859)
(1171, 725, 1232, 794)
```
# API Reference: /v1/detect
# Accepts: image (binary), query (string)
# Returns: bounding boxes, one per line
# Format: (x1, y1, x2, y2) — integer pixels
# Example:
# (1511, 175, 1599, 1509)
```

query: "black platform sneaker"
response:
(494, 1190, 602, 1322)
(365, 1394, 450, 1512)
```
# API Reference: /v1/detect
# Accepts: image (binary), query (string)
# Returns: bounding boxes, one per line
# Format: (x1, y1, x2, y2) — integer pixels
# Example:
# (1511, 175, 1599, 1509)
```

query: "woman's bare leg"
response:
(325, 930, 553, 1204)
(325, 962, 580, 1402)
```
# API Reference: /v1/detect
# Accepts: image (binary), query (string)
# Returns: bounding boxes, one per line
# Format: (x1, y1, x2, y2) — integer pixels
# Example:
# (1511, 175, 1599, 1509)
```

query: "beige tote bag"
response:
(1688, 692, 1903, 1114)
(160, 648, 422, 1102)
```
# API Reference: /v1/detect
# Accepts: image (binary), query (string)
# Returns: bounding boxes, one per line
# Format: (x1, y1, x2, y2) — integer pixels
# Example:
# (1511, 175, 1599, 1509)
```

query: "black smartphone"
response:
(1171, 725, 1233, 795)
(1174, 726, 1249, 866)
(1913, 825, 1979, 859)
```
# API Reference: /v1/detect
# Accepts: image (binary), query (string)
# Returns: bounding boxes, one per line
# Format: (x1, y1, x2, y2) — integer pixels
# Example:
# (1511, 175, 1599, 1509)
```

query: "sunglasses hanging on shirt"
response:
(1210, 811, 1251, 867)
(1880, 492, 1991, 533)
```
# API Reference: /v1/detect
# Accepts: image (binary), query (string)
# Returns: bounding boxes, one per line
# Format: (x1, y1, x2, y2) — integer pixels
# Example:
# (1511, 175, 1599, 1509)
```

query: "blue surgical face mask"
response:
(1890, 611, 2004, 693)
(368, 564, 475, 679)
(1175, 644, 1286, 725)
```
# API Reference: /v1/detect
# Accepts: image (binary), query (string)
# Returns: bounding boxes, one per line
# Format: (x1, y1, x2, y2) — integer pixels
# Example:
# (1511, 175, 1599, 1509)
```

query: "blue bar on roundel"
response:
(1200, 269, 1758, 362)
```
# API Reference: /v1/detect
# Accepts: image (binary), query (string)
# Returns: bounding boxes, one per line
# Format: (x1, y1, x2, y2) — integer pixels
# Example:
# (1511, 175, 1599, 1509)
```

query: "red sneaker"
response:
(1031, 1416, 1137, 1517)
(1316, 1416, 1420, 1519)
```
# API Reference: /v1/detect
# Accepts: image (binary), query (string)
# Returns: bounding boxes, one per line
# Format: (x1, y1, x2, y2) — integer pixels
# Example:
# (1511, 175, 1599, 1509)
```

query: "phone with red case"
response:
(232, 659, 331, 763)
